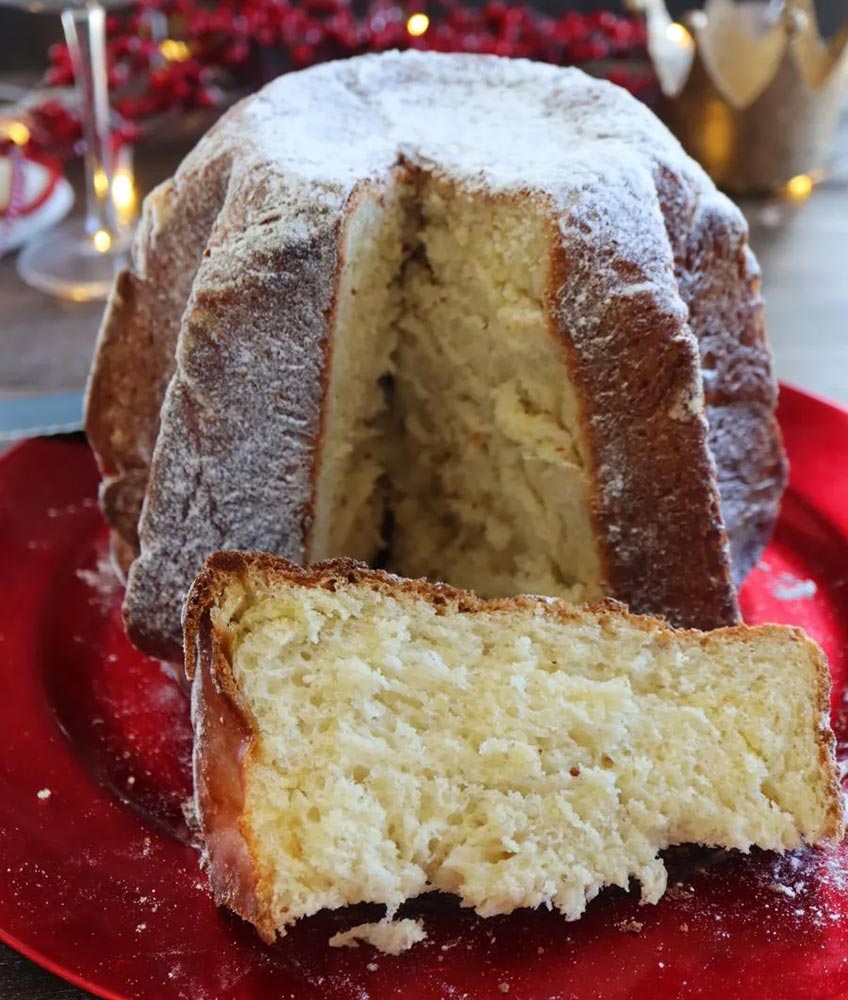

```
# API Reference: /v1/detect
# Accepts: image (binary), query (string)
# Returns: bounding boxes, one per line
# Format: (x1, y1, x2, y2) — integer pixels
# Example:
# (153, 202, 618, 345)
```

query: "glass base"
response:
(17, 218, 131, 303)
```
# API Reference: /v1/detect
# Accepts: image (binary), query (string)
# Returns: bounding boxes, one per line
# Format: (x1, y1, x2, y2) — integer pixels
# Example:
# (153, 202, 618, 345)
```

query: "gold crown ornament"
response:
(626, 0, 848, 194)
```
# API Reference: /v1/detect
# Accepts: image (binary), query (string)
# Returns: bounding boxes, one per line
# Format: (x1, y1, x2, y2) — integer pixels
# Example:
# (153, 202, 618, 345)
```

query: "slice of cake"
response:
(184, 552, 843, 946)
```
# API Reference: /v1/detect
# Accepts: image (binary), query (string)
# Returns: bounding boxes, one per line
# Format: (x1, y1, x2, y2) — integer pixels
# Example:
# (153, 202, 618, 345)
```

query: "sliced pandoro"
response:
(95, 52, 791, 662)
(184, 552, 843, 946)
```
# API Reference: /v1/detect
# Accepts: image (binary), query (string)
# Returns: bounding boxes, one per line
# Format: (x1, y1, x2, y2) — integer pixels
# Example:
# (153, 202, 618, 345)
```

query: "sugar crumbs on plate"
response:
(666, 883, 694, 901)
(616, 919, 644, 934)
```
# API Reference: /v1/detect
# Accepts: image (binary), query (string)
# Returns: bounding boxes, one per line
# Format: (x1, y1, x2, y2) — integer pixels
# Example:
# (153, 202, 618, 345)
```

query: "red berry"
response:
(44, 67, 74, 87)
(114, 97, 140, 119)
(492, 38, 516, 56)
(173, 79, 192, 101)
(292, 43, 314, 66)
(587, 10, 618, 32)
(553, 12, 588, 44)
(107, 65, 129, 87)
(567, 38, 608, 63)
(47, 41, 70, 65)
(223, 41, 250, 65)
(446, 7, 473, 31)
(195, 86, 217, 109)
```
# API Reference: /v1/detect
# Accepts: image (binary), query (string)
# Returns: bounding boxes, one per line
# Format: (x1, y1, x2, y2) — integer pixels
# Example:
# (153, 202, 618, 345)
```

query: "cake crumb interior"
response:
(310, 170, 603, 601)
(225, 581, 831, 929)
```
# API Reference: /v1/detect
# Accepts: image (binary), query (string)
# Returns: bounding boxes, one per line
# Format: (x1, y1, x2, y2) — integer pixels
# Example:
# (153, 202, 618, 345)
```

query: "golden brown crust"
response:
(544, 207, 738, 632)
(84, 141, 234, 572)
(807, 637, 847, 841)
(183, 549, 833, 665)
(85, 266, 161, 578)
(99, 54, 786, 659)
(124, 172, 346, 663)
(653, 165, 787, 586)
(186, 569, 275, 940)
(98, 469, 147, 578)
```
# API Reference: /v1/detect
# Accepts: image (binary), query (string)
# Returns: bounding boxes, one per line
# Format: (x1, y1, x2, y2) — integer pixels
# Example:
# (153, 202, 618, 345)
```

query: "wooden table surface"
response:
(0, 115, 846, 999)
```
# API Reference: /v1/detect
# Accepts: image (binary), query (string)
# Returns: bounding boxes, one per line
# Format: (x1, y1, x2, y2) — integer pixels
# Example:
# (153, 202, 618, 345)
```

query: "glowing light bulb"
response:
(111, 167, 137, 224)
(665, 22, 693, 48)
(407, 13, 429, 37)
(93, 167, 109, 197)
(159, 39, 191, 62)
(4, 121, 30, 146)
(784, 173, 814, 202)
(93, 229, 113, 253)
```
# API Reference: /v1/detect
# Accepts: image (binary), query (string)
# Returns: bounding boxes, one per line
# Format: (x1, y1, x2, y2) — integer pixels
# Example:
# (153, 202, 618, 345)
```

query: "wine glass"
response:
(5, 0, 132, 301)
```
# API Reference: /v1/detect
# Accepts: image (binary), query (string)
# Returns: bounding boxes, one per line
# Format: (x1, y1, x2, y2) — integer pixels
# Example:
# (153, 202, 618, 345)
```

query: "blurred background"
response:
(0, 0, 845, 68)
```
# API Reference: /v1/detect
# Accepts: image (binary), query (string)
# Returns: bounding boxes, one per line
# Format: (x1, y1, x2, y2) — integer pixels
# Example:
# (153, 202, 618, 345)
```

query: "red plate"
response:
(1, 383, 847, 1000)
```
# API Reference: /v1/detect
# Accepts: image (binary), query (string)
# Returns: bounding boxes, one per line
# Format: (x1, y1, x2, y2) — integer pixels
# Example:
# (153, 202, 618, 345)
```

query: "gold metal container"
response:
(631, 0, 848, 194)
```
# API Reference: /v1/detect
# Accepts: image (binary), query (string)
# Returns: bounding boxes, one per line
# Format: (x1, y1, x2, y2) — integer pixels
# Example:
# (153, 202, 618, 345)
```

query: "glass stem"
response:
(61, 2, 118, 242)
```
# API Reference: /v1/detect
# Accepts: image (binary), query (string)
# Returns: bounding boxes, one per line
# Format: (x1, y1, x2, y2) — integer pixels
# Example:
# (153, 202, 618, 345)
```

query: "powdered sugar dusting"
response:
(772, 573, 818, 602)
(76, 550, 123, 613)
(757, 844, 848, 928)
(244, 52, 688, 198)
(108, 50, 778, 651)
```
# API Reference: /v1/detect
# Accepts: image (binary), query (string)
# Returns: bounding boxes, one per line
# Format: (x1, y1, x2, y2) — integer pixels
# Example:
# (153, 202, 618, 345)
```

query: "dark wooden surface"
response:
(0, 947, 87, 1000)
(0, 105, 846, 1000)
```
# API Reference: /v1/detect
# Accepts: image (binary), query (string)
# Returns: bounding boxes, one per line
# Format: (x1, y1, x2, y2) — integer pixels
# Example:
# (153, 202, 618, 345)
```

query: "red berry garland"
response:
(4, 1, 652, 165)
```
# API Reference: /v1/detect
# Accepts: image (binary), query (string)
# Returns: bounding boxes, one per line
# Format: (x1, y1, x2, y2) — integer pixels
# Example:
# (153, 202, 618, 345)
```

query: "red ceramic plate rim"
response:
(1, 380, 847, 1000)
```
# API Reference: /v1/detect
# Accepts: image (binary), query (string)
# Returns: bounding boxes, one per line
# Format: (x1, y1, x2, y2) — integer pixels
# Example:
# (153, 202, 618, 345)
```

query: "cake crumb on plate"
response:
(329, 918, 427, 955)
